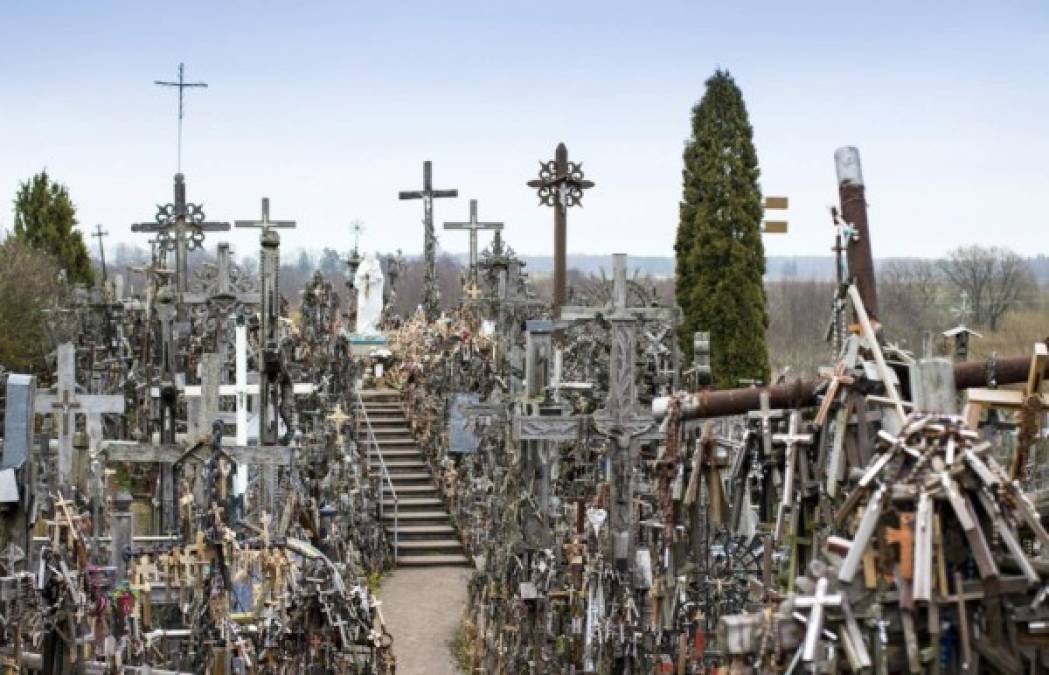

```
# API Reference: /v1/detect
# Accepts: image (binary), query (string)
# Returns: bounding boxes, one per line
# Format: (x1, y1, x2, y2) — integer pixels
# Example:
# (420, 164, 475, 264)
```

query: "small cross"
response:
(813, 361, 855, 428)
(234, 197, 297, 233)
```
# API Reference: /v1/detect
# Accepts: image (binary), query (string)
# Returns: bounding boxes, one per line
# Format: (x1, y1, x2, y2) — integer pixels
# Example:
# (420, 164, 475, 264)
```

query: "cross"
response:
(327, 404, 350, 447)
(234, 197, 297, 234)
(443, 199, 503, 293)
(399, 160, 458, 321)
(813, 361, 855, 428)
(92, 224, 109, 284)
(34, 343, 124, 487)
(350, 220, 365, 254)
(965, 341, 1049, 479)
(527, 142, 595, 318)
(793, 576, 842, 662)
(154, 62, 208, 172)
(771, 411, 814, 543)
(747, 391, 783, 459)
(885, 512, 915, 580)
(131, 173, 231, 295)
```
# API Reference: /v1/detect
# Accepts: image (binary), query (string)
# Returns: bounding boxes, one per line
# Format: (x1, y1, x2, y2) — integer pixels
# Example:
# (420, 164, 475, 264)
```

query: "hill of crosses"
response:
(3, 121, 1049, 674)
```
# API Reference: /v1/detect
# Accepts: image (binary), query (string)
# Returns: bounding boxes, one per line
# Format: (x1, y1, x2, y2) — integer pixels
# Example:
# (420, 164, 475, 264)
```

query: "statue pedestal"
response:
(348, 334, 389, 357)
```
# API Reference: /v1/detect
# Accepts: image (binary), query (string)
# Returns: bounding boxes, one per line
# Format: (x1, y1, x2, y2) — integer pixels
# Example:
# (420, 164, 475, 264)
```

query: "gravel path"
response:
(379, 566, 470, 675)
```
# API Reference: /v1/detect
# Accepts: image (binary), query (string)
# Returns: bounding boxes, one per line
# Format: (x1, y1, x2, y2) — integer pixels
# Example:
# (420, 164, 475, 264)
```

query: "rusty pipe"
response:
(836, 147, 879, 319)
(653, 354, 1032, 421)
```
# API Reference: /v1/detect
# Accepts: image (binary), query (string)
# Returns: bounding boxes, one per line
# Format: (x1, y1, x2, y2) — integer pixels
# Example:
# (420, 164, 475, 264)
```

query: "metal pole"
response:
(835, 146, 879, 319)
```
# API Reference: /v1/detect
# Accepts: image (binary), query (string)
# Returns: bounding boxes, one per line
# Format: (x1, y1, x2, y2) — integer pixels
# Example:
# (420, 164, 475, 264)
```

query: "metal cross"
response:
(131, 173, 231, 294)
(527, 142, 595, 317)
(154, 62, 208, 172)
(443, 199, 503, 291)
(398, 160, 458, 321)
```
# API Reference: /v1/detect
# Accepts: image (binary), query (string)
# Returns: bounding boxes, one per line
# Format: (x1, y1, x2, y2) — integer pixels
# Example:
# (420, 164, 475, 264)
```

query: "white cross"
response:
(793, 576, 842, 662)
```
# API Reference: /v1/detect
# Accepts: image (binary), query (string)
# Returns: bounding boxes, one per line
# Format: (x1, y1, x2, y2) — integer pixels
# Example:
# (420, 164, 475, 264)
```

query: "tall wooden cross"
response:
(527, 142, 595, 318)
(398, 161, 458, 321)
(131, 173, 230, 295)
(235, 198, 297, 445)
(92, 224, 109, 284)
(443, 199, 503, 293)
(154, 62, 208, 172)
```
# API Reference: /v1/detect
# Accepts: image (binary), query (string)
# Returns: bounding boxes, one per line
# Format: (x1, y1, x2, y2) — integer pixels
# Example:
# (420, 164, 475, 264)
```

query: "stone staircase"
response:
(357, 389, 469, 567)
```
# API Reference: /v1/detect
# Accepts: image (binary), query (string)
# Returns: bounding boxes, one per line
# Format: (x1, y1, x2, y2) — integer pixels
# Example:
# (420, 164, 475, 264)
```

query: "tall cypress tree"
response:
(13, 170, 94, 286)
(675, 70, 770, 387)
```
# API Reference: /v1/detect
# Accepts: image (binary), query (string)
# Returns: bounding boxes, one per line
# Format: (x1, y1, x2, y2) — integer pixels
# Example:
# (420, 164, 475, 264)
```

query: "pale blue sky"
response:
(1, 1, 1047, 261)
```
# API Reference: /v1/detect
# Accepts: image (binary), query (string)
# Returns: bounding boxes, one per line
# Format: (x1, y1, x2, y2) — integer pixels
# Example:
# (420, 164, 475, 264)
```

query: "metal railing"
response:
(357, 391, 399, 564)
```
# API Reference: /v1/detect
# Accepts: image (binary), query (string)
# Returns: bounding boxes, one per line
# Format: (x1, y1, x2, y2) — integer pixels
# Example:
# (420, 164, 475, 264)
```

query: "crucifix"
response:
(398, 160, 458, 321)
(527, 142, 595, 318)
(443, 199, 503, 294)
(562, 254, 677, 570)
(235, 198, 297, 445)
(154, 62, 208, 173)
(34, 343, 124, 489)
(131, 173, 231, 297)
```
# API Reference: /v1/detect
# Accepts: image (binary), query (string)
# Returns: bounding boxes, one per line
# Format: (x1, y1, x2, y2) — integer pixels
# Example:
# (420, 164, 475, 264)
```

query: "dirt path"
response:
(378, 566, 470, 675)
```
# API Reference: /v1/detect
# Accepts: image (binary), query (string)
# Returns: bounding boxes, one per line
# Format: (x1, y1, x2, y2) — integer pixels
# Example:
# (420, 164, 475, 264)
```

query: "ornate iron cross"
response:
(527, 142, 594, 317)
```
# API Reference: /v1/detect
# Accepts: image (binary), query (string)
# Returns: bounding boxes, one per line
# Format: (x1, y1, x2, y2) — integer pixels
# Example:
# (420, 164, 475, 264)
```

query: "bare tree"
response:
(939, 246, 1034, 330)
(877, 259, 949, 352)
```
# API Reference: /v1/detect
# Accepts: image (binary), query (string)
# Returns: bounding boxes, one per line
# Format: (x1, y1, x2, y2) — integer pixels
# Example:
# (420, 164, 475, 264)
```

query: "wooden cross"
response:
(34, 343, 124, 486)
(813, 361, 855, 428)
(771, 411, 813, 543)
(399, 160, 458, 320)
(793, 576, 842, 662)
(444, 199, 504, 292)
(748, 391, 783, 458)
(885, 512, 915, 580)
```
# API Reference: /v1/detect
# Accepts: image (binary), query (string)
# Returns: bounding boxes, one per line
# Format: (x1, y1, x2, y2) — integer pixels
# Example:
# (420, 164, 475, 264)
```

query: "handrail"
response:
(357, 391, 399, 564)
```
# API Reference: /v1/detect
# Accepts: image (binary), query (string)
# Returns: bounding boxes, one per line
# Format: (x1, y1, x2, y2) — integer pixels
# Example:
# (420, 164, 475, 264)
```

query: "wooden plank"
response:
(101, 441, 292, 466)
(762, 220, 788, 234)
(764, 196, 789, 210)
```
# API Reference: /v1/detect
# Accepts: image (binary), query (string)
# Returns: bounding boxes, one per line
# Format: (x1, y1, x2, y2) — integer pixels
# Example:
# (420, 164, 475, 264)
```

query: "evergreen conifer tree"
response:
(674, 70, 770, 387)
(13, 170, 94, 286)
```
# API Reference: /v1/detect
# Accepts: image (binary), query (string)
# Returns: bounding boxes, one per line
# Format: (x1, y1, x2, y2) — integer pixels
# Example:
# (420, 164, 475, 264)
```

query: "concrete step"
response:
(368, 448, 423, 459)
(384, 497, 443, 511)
(359, 389, 401, 400)
(361, 403, 404, 413)
(364, 427, 413, 436)
(396, 554, 470, 567)
(359, 419, 408, 430)
(396, 539, 463, 552)
(388, 472, 434, 484)
(388, 524, 456, 536)
(388, 484, 439, 496)
(383, 510, 451, 522)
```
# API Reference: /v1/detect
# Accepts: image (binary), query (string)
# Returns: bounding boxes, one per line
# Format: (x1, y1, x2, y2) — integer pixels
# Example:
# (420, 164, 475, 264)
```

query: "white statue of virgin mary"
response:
(354, 253, 385, 336)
